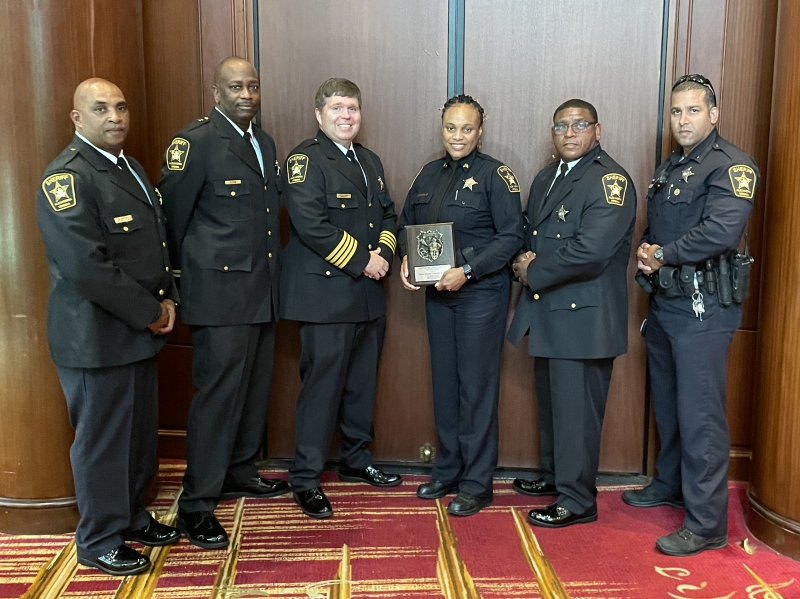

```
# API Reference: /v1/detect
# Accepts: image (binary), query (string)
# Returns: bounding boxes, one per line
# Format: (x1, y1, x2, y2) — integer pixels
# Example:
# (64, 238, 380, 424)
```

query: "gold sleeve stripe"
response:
(326, 232, 358, 268)
(379, 231, 397, 251)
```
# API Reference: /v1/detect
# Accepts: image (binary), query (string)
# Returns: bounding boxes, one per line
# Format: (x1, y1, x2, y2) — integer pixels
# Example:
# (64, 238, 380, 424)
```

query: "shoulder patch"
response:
(602, 173, 628, 206)
(497, 165, 520, 193)
(42, 173, 77, 211)
(728, 165, 756, 199)
(287, 154, 309, 184)
(166, 138, 190, 171)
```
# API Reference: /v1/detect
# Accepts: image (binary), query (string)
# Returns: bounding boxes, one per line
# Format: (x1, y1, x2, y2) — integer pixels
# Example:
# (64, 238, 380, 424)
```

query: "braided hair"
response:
(441, 94, 485, 125)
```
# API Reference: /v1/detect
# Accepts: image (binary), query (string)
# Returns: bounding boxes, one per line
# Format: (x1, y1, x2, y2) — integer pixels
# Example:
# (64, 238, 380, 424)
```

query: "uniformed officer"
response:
(507, 99, 636, 528)
(282, 78, 401, 519)
(157, 57, 288, 548)
(398, 95, 524, 516)
(36, 79, 180, 576)
(625, 75, 758, 556)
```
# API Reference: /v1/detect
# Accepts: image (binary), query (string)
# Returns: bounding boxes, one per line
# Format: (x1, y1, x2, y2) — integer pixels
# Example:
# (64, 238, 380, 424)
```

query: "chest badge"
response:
(681, 166, 694, 183)
(557, 205, 569, 222)
(463, 177, 478, 191)
(378, 176, 385, 191)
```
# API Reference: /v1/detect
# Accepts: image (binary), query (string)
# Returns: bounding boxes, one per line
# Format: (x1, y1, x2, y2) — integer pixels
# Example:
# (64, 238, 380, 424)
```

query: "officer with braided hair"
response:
(398, 94, 524, 516)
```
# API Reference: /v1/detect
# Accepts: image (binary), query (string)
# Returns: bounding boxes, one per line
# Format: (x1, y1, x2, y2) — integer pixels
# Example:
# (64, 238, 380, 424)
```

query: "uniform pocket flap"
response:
(201, 248, 252, 272)
(548, 285, 599, 311)
(103, 214, 143, 234)
(214, 179, 251, 197)
(327, 193, 358, 209)
(304, 261, 346, 277)
(545, 222, 575, 239)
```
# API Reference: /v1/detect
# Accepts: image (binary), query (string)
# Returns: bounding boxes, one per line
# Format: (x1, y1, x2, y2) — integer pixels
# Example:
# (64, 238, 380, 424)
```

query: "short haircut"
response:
(315, 78, 361, 110)
(672, 80, 716, 109)
(442, 94, 485, 125)
(552, 99, 598, 123)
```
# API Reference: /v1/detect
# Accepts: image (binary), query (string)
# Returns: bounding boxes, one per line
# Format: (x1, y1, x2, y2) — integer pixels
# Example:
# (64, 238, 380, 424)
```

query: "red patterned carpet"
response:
(2, 461, 799, 598)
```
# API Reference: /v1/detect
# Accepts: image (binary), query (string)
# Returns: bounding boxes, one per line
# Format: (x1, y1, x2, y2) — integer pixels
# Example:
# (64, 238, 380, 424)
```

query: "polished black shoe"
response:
(446, 492, 493, 516)
(177, 510, 229, 549)
(77, 544, 150, 576)
(338, 465, 402, 487)
(622, 484, 684, 509)
(656, 526, 727, 556)
(527, 502, 598, 528)
(417, 480, 458, 500)
(294, 487, 333, 519)
(219, 476, 290, 501)
(121, 517, 180, 546)
(512, 477, 558, 497)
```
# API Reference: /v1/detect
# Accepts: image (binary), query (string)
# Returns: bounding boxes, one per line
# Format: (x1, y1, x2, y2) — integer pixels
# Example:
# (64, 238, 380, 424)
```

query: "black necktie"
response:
(547, 162, 569, 198)
(115, 157, 150, 204)
(243, 132, 262, 176)
(345, 148, 368, 196)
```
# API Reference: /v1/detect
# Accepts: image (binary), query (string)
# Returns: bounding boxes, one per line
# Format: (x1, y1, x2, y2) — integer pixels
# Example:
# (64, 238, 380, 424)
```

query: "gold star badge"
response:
(681, 167, 694, 183)
(463, 177, 478, 191)
(557, 205, 569, 222)
(166, 138, 190, 171)
(735, 172, 751, 191)
(170, 148, 184, 162)
(728, 164, 757, 199)
(287, 153, 309, 184)
(42, 173, 77, 211)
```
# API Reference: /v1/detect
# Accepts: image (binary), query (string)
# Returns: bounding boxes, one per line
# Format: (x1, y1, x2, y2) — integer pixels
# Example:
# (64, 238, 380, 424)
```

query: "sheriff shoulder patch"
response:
(287, 154, 309, 184)
(497, 165, 520, 192)
(166, 138, 190, 171)
(728, 165, 756, 199)
(42, 173, 77, 211)
(602, 173, 628, 206)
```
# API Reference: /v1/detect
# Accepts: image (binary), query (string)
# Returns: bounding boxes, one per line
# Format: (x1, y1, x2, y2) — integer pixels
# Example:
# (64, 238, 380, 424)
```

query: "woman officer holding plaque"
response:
(398, 95, 524, 516)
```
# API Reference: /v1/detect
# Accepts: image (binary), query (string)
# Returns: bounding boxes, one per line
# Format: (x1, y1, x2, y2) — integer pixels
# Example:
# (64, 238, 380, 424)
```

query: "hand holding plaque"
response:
(404, 223, 457, 286)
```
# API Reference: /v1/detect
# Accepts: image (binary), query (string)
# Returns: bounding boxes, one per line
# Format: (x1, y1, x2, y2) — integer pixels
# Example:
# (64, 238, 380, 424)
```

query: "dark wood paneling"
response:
(464, 0, 663, 472)
(0, 0, 147, 532)
(258, 0, 449, 461)
(749, 0, 800, 554)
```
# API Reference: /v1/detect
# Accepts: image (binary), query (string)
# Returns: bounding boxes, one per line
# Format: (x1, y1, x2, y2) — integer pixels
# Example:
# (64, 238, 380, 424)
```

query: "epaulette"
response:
(184, 116, 211, 132)
(297, 137, 320, 150)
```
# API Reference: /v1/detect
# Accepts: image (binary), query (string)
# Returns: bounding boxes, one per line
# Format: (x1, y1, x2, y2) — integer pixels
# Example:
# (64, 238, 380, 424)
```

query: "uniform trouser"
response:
(534, 356, 614, 515)
(645, 300, 740, 537)
(180, 322, 275, 512)
(289, 317, 386, 491)
(57, 356, 158, 559)
(425, 278, 509, 496)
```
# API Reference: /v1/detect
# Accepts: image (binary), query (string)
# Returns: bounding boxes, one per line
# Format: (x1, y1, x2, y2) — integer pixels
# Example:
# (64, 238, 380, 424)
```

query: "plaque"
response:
(405, 222, 456, 286)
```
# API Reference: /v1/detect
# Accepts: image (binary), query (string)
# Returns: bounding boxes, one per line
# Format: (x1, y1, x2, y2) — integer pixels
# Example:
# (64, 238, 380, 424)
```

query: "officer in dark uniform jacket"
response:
(626, 75, 758, 557)
(398, 95, 524, 516)
(37, 79, 180, 576)
(282, 78, 400, 519)
(157, 57, 287, 549)
(508, 99, 636, 528)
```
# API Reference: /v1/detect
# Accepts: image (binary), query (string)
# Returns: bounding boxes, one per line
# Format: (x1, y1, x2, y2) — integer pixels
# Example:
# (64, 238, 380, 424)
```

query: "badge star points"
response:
(291, 164, 303, 176)
(557, 205, 569, 222)
(170, 148, 184, 162)
(51, 182, 70, 200)
(735, 172, 752, 190)
(681, 166, 694, 183)
(608, 182, 622, 198)
(463, 177, 478, 190)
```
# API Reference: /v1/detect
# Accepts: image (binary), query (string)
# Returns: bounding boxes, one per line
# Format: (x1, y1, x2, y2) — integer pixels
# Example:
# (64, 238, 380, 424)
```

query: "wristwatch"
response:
(462, 264, 474, 280)
(653, 247, 665, 264)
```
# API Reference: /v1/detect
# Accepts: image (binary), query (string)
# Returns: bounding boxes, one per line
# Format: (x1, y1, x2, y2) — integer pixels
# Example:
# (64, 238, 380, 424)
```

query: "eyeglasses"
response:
(551, 120, 597, 135)
(672, 74, 716, 105)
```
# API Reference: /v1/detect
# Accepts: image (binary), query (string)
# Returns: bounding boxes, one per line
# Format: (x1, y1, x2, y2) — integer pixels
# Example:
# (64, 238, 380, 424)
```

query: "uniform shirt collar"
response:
(333, 140, 355, 155)
(673, 128, 719, 165)
(75, 131, 123, 165)
(214, 106, 254, 137)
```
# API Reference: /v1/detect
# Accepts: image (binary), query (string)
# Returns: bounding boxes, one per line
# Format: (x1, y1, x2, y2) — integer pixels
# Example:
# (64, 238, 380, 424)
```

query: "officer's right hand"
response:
(400, 255, 420, 291)
(148, 299, 176, 335)
(363, 247, 389, 280)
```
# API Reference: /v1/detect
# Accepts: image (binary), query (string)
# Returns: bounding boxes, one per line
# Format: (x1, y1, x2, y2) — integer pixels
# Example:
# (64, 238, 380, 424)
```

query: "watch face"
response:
(654, 248, 663, 260)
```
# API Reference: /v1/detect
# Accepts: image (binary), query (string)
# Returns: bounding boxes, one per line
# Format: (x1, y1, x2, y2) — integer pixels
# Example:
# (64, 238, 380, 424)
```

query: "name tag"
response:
(114, 215, 133, 224)
(225, 179, 242, 185)
(337, 193, 351, 199)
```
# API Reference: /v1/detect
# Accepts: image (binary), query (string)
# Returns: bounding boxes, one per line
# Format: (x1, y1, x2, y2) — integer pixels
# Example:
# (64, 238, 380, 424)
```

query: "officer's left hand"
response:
(363, 247, 389, 280)
(512, 251, 536, 287)
(435, 267, 467, 291)
(637, 243, 664, 273)
(153, 299, 177, 335)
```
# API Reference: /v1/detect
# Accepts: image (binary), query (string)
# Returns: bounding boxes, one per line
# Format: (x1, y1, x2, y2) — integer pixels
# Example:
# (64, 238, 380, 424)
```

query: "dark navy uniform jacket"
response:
(157, 108, 281, 325)
(641, 128, 758, 317)
(507, 144, 636, 359)
(397, 149, 524, 286)
(280, 130, 397, 323)
(36, 135, 178, 368)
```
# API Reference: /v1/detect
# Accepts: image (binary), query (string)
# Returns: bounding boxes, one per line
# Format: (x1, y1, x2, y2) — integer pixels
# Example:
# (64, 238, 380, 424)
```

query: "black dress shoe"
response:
(121, 517, 181, 546)
(446, 492, 493, 516)
(417, 480, 458, 500)
(338, 465, 402, 487)
(527, 502, 598, 528)
(294, 487, 333, 519)
(77, 544, 150, 576)
(219, 476, 290, 501)
(512, 477, 558, 497)
(177, 510, 229, 549)
(656, 526, 727, 556)
(622, 484, 684, 509)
